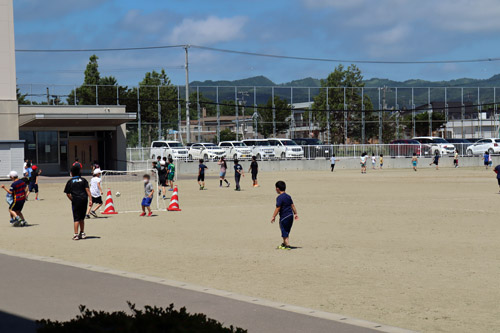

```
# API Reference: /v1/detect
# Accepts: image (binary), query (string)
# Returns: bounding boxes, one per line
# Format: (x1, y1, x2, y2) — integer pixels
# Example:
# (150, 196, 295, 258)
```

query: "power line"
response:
(15, 44, 500, 64)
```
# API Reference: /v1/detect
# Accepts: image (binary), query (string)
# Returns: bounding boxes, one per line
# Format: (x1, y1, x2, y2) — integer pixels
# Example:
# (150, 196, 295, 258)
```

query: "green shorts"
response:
(167, 173, 175, 181)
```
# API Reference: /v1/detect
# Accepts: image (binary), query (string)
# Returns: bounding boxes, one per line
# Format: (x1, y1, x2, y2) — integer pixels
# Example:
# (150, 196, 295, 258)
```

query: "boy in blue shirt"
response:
(233, 159, 244, 191)
(198, 159, 208, 190)
(271, 181, 299, 250)
(494, 164, 500, 192)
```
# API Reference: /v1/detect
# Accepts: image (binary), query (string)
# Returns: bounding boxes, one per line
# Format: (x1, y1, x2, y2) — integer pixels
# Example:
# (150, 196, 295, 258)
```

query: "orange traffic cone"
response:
(167, 185, 181, 211)
(102, 190, 118, 214)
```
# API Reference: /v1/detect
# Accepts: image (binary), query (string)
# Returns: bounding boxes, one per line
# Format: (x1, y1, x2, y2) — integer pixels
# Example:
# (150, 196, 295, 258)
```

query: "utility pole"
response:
(184, 45, 191, 144)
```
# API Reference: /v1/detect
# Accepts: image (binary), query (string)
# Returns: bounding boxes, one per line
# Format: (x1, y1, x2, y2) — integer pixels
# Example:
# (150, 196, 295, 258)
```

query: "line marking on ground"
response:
(0, 248, 417, 333)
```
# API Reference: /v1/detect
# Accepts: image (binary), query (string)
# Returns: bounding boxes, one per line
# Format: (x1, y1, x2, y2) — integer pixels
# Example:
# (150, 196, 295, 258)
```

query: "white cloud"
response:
(167, 16, 248, 45)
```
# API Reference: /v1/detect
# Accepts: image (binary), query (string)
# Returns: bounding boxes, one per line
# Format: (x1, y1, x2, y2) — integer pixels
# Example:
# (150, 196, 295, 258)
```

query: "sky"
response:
(13, 0, 500, 88)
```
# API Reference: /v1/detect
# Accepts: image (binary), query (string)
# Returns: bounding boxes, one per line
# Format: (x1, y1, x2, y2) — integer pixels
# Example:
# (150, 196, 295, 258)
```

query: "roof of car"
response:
(220, 141, 244, 143)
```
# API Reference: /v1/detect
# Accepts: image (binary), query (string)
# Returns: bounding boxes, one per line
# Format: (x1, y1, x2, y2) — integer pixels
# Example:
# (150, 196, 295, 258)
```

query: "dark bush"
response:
(37, 302, 247, 333)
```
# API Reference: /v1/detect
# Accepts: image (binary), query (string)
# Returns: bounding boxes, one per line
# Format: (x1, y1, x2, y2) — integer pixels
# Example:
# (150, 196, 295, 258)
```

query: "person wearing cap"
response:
(2, 171, 28, 226)
(158, 160, 168, 199)
(86, 168, 103, 218)
(27, 165, 41, 201)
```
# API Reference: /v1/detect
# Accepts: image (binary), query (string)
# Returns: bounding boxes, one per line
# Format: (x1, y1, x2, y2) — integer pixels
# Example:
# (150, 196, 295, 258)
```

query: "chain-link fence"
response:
(18, 84, 500, 147)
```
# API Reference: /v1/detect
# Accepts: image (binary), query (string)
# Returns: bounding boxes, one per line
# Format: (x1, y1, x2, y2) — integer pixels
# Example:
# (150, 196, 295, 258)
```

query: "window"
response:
(37, 131, 58, 163)
(220, 143, 229, 147)
(20, 131, 37, 163)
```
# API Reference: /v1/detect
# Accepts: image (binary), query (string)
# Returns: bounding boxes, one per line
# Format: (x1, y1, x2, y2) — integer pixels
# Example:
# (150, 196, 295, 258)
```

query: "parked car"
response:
(267, 138, 304, 159)
(150, 141, 189, 160)
(445, 138, 471, 156)
(467, 138, 483, 143)
(389, 139, 422, 156)
(218, 141, 252, 160)
(466, 138, 500, 156)
(242, 139, 276, 160)
(412, 136, 455, 156)
(294, 138, 330, 159)
(188, 143, 226, 161)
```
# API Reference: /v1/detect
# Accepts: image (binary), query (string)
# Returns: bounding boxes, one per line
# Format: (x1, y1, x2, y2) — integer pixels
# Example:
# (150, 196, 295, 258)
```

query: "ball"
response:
(115, 192, 121, 197)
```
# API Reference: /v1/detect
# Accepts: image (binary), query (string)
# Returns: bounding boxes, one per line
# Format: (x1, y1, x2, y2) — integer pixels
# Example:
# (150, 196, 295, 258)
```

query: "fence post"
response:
(137, 87, 142, 151)
(290, 87, 294, 139)
(96, 85, 98, 105)
(412, 87, 415, 137)
(343, 87, 347, 144)
(272, 87, 276, 137)
(197, 86, 201, 142)
(116, 85, 120, 105)
(253, 86, 258, 139)
(157, 86, 162, 141)
(326, 87, 330, 144)
(216, 86, 220, 143)
(361, 87, 365, 144)
(378, 88, 382, 143)
(428, 87, 432, 136)
(177, 86, 182, 142)
(235, 87, 239, 141)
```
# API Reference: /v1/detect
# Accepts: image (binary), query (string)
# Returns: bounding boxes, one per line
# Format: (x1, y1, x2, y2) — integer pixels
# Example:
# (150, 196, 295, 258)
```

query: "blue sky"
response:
(13, 0, 500, 87)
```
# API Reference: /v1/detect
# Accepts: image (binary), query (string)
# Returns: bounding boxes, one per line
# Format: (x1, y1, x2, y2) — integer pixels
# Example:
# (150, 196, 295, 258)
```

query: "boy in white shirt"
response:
(86, 168, 103, 218)
(330, 154, 336, 172)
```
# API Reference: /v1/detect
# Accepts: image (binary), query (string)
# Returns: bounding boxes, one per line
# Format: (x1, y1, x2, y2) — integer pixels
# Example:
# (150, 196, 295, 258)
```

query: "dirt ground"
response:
(1, 167, 499, 332)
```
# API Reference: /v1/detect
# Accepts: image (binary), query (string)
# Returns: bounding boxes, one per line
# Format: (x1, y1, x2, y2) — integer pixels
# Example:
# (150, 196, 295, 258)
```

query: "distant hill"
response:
(191, 74, 500, 88)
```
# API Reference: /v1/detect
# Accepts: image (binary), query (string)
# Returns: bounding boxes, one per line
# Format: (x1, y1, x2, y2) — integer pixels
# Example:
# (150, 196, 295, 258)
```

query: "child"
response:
(64, 166, 92, 240)
(494, 164, 500, 193)
(218, 157, 230, 187)
(86, 168, 103, 218)
(249, 156, 259, 187)
(379, 154, 384, 169)
(158, 160, 168, 199)
(371, 153, 376, 170)
(140, 174, 154, 217)
(27, 165, 41, 200)
(330, 154, 336, 172)
(483, 151, 490, 170)
(360, 152, 367, 174)
(198, 159, 208, 190)
(429, 151, 440, 170)
(412, 153, 418, 171)
(271, 181, 299, 250)
(167, 158, 175, 191)
(453, 149, 459, 168)
(234, 159, 244, 191)
(2, 171, 27, 227)
(489, 153, 493, 168)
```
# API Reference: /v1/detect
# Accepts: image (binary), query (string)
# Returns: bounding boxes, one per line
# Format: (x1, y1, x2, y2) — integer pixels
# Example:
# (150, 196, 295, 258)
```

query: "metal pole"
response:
(216, 86, 220, 143)
(428, 87, 432, 136)
(378, 88, 382, 143)
(361, 87, 365, 144)
(137, 87, 141, 148)
(253, 86, 257, 139)
(495, 88, 498, 136)
(290, 87, 294, 139)
(197, 86, 201, 142)
(478, 87, 482, 137)
(445, 88, 448, 138)
(343, 87, 347, 144)
(395, 87, 399, 139)
(184, 46, 191, 144)
(308, 87, 312, 137)
(177, 86, 182, 142)
(116, 85, 119, 105)
(95, 85, 98, 105)
(461, 87, 464, 139)
(326, 87, 330, 144)
(157, 86, 161, 140)
(272, 87, 276, 137)
(235, 87, 239, 141)
(73, 85, 76, 105)
(412, 87, 415, 137)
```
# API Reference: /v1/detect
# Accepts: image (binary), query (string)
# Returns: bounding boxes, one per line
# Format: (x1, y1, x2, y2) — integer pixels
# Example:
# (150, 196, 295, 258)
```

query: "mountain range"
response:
(191, 74, 500, 88)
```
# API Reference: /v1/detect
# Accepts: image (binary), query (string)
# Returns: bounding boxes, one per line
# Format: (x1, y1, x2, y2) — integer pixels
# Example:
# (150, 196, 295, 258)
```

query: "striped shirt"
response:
(10, 179, 26, 202)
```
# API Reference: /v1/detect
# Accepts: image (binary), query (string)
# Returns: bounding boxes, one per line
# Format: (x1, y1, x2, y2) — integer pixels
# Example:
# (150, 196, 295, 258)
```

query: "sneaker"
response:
(20, 220, 27, 227)
(90, 211, 98, 218)
(86, 214, 91, 219)
(277, 244, 287, 250)
(284, 245, 292, 250)
(168, 188, 173, 191)
(79, 232, 86, 239)
(72, 234, 79, 241)
(139, 212, 146, 217)
(226, 183, 230, 188)
(199, 186, 203, 190)
(162, 195, 166, 200)
(11, 219, 19, 227)
(159, 189, 162, 195)
(147, 212, 153, 217)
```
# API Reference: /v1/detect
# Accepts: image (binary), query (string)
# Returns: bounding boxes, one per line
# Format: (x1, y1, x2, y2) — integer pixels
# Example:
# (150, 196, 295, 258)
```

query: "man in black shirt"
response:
(64, 166, 92, 240)
(248, 156, 259, 187)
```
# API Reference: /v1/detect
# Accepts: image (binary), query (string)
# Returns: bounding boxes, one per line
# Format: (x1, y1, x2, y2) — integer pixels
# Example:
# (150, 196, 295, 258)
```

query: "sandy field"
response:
(1, 166, 499, 332)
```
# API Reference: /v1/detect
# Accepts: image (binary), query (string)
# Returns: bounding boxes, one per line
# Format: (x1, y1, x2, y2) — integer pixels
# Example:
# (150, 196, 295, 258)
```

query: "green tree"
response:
(17, 88, 30, 105)
(312, 64, 375, 143)
(403, 111, 445, 137)
(258, 96, 290, 138)
(218, 128, 237, 142)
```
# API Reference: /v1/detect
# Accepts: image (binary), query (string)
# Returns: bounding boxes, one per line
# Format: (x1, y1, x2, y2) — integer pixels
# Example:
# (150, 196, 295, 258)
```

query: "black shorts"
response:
(72, 200, 88, 222)
(497, 178, 500, 186)
(92, 196, 103, 205)
(9, 200, 25, 212)
(159, 178, 167, 186)
(29, 182, 38, 193)
(198, 174, 205, 182)
(251, 172, 258, 181)
(484, 161, 489, 166)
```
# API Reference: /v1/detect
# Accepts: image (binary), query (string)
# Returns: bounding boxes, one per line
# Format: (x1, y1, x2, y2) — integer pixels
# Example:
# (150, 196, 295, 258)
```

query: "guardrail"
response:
(127, 143, 480, 162)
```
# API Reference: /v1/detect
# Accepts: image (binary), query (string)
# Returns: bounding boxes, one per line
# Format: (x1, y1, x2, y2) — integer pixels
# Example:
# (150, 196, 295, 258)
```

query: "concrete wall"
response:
(0, 141, 25, 178)
(0, 100, 19, 140)
(0, 0, 16, 101)
(127, 156, 495, 175)
(116, 124, 127, 171)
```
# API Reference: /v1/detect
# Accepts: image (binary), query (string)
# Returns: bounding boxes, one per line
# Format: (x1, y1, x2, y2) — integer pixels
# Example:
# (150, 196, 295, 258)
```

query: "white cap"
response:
(160, 160, 166, 166)
(8, 170, 17, 178)
(93, 168, 102, 175)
